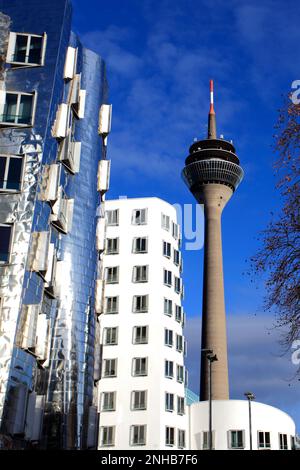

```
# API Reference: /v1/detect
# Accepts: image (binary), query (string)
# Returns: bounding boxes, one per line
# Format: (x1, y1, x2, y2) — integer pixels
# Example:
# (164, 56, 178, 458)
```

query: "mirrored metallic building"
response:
(0, 0, 111, 449)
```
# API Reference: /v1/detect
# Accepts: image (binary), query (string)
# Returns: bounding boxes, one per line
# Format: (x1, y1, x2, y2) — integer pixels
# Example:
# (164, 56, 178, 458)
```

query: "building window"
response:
(104, 327, 118, 345)
(172, 222, 179, 239)
(133, 237, 148, 253)
(165, 360, 174, 379)
(165, 393, 174, 412)
(178, 430, 186, 449)
(105, 266, 119, 284)
(131, 390, 147, 410)
(177, 365, 184, 383)
(106, 209, 119, 226)
(279, 433, 288, 450)
(291, 436, 295, 450)
(7, 32, 46, 66)
(133, 265, 148, 283)
(106, 238, 119, 255)
(105, 296, 119, 314)
(175, 305, 182, 322)
(164, 329, 173, 347)
(133, 326, 148, 344)
(163, 241, 171, 258)
(0, 224, 13, 263)
(177, 396, 185, 415)
(174, 276, 181, 294)
(132, 209, 147, 225)
(161, 213, 170, 231)
(0, 155, 23, 191)
(163, 269, 172, 287)
(164, 298, 172, 316)
(103, 359, 117, 377)
(173, 249, 180, 266)
(132, 357, 148, 376)
(100, 426, 115, 447)
(166, 427, 175, 446)
(176, 334, 183, 352)
(0, 92, 36, 127)
(130, 425, 146, 446)
(258, 431, 271, 449)
(229, 430, 244, 449)
(133, 295, 148, 313)
(203, 431, 215, 450)
(101, 392, 116, 411)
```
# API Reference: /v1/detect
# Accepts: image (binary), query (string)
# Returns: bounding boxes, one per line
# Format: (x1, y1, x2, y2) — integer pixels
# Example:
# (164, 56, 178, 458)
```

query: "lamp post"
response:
(202, 349, 218, 450)
(244, 392, 255, 450)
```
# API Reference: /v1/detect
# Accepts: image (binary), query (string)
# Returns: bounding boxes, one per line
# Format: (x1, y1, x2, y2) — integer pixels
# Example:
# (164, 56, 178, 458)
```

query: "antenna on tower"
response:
(208, 79, 217, 140)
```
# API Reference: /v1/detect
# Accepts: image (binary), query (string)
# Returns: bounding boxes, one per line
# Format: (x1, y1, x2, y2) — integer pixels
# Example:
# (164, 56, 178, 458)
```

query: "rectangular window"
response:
(106, 209, 119, 226)
(165, 393, 174, 412)
(166, 427, 175, 446)
(161, 213, 170, 231)
(178, 430, 186, 449)
(132, 357, 148, 376)
(100, 426, 115, 447)
(163, 241, 171, 258)
(0, 224, 13, 263)
(172, 222, 179, 239)
(132, 209, 147, 225)
(229, 430, 244, 449)
(177, 365, 184, 383)
(106, 238, 119, 255)
(175, 305, 182, 322)
(173, 249, 180, 266)
(0, 92, 36, 127)
(258, 431, 271, 449)
(164, 298, 172, 316)
(279, 433, 288, 450)
(104, 327, 118, 345)
(130, 425, 146, 446)
(103, 359, 117, 377)
(105, 266, 119, 284)
(133, 326, 148, 344)
(133, 295, 148, 313)
(165, 360, 174, 379)
(7, 32, 46, 66)
(131, 390, 147, 411)
(163, 269, 172, 287)
(0, 155, 23, 191)
(133, 265, 148, 283)
(164, 329, 173, 347)
(174, 276, 181, 294)
(102, 392, 116, 411)
(177, 396, 185, 415)
(203, 431, 215, 450)
(133, 237, 148, 253)
(105, 296, 119, 314)
(176, 334, 183, 352)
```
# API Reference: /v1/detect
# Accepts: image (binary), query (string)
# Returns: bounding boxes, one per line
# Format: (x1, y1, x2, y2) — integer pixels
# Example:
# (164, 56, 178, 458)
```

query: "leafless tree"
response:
(251, 98, 300, 358)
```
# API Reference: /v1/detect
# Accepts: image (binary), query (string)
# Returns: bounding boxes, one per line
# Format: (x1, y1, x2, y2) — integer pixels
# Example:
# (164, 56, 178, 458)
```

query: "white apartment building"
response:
(97, 197, 188, 450)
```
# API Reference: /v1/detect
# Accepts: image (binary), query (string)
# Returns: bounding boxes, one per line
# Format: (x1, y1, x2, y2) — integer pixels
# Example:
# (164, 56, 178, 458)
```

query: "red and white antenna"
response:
(209, 79, 215, 114)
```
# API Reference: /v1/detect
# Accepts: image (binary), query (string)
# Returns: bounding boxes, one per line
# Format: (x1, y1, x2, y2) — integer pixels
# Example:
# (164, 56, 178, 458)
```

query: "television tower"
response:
(182, 81, 244, 400)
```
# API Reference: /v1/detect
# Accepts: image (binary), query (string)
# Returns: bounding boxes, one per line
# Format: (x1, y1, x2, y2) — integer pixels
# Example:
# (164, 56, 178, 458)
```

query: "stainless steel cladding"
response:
(0, 0, 110, 449)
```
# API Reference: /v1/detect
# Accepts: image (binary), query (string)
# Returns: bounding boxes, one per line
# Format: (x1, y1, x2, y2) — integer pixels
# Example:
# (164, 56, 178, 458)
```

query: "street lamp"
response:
(244, 392, 255, 450)
(202, 349, 218, 450)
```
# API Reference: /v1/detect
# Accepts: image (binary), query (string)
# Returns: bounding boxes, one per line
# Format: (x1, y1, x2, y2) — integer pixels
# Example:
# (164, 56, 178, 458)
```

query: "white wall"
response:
(97, 197, 188, 450)
(189, 400, 296, 450)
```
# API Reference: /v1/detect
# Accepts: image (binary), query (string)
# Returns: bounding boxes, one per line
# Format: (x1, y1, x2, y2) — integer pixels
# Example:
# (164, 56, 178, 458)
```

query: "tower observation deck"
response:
(182, 81, 244, 401)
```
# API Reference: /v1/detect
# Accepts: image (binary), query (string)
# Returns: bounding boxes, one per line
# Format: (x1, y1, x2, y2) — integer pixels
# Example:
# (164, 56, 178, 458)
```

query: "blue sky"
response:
(72, 0, 300, 430)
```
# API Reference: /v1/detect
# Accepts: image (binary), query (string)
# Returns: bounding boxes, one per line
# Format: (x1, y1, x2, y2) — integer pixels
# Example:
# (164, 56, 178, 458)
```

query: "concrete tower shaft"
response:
(200, 184, 232, 400)
(182, 81, 243, 401)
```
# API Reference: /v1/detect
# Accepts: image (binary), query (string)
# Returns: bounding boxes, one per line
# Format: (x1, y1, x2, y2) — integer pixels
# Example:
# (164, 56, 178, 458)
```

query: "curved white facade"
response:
(97, 197, 187, 449)
(189, 400, 296, 450)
